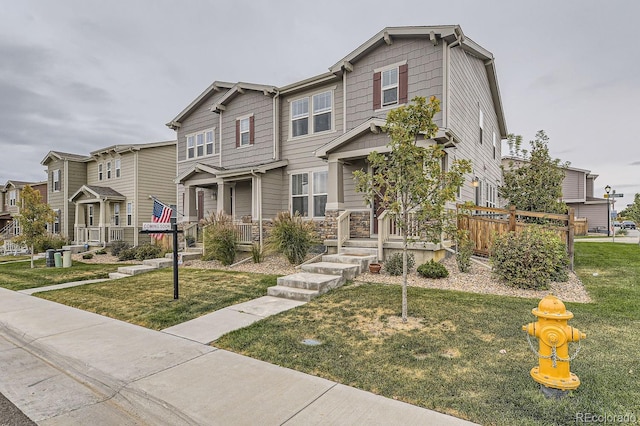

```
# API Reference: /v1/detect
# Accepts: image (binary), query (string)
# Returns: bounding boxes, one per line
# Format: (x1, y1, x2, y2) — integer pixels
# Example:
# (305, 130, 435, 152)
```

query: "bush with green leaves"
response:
(118, 247, 137, 261)
(110, 241, 131, 257)
(490, 226, 569, 290)
(251, 243, 263, 263)
(384, 252, 415, 276)
(417, 260, 449, 279)
(455, 230, 474, 273)
(82, 253, 94, 260)
(202, 212, 237, 266)
(33, 235, 68, 253)
(95, 249, 107, 255)
(134, 244, 163, 261)
(267, 212, 317, 265)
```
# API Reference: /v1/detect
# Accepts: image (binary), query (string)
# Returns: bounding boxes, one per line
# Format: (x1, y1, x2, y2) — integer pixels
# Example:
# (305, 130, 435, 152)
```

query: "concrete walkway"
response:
(0, 287, 477, 425)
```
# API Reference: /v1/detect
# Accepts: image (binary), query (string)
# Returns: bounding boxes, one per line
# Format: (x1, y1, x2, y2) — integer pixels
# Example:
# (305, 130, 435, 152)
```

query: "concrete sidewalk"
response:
(0, 288, 476, 425)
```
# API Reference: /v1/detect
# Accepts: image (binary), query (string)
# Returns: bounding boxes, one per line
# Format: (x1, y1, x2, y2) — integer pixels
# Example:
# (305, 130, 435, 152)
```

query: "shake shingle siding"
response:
(177, 90, 227, 165)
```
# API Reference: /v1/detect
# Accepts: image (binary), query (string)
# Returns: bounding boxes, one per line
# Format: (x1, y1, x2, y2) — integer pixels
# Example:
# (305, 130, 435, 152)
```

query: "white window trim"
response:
(88, 205, 94, 226)
(9, 190, 16, 206)
(373, 60, 407, 112)
(115, 158, 121, 178)
(53, 209, 61, 233)
(126, 202, 133, 226)
(237, 114, 253, 148)
(288, 86, 336, 141)
(113, 203, 120, 226)
(98, 163, 103, 181)
(52, 169, 61, 192)
(288, 167, 329, 219)
(106, 161, 112, 179)
(181, 128, 218, 162)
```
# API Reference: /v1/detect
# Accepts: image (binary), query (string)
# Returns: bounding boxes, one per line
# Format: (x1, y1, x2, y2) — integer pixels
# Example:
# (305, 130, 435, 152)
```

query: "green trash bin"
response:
(54, 251, 63, 268)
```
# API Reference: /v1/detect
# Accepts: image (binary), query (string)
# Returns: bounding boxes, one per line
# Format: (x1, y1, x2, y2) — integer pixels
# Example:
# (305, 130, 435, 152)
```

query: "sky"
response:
(1, 0, 638, 211)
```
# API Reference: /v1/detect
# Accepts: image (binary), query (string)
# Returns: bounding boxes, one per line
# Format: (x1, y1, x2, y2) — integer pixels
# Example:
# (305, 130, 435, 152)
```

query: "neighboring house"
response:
(167, 26, 507, 259)
(41, 141, 177, 247)
(0, 180, 47, 239)
(501, 156, 607, 232)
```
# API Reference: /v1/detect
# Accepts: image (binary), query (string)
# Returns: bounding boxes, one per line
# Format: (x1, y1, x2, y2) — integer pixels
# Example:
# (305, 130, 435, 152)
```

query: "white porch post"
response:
(216, 182, 226, 215)
(184, 186, 198, 223)
(74, 203, 81, 243)
(99, 200, 106, 244)
(326, 158, 344, 210)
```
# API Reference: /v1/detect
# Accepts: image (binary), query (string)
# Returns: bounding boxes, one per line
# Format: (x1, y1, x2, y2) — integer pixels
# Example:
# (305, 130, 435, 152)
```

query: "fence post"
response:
(509, 205, 516, 232)
(568, 208, 575, 271)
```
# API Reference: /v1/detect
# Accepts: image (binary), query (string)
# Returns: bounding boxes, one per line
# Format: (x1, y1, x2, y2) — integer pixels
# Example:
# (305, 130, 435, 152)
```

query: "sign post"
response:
(140, 221, 182, 300)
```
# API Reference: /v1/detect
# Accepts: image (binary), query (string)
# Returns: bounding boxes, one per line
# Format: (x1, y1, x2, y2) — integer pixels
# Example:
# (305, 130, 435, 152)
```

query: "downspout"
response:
(272, 90, 280, 160)
(219, 111, 223, 167)
(343, 70, 347, 134)
(250, 170, 263, 248)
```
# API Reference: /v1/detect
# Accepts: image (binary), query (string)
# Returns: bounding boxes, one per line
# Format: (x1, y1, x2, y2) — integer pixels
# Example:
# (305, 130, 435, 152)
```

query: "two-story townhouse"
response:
(168, 26, 507, 259)
(41, 141, 176, 247)
(502, 156, 608, 232)
(0, 180, 47, 239)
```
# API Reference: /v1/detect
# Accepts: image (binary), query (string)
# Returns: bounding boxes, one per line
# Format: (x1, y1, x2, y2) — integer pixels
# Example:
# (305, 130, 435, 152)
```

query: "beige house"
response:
(168, 25, 508, 259)
(41, 141, 177, 246)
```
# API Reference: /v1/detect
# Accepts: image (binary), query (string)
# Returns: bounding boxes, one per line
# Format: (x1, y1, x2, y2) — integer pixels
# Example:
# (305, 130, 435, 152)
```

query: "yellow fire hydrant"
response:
(522, 295, 586, 395)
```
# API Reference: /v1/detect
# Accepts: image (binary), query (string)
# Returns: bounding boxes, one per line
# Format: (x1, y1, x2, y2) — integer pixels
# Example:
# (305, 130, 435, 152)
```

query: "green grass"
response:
(36, 269, 277, 330)
(0, 255, 30, 262)
(0, 259, 121, 291)
(216, 243, 640, 426)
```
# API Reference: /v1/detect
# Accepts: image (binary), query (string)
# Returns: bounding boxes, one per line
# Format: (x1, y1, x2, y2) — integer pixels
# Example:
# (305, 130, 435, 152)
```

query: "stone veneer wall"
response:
(349, 210, 370, 238)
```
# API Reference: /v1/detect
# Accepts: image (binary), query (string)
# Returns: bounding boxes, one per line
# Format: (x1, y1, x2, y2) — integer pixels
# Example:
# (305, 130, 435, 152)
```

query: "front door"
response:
(197, 191, 204, 221)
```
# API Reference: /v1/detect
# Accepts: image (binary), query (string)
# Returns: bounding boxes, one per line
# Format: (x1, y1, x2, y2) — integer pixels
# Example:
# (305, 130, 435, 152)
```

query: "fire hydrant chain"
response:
(526, 333, 583, 368)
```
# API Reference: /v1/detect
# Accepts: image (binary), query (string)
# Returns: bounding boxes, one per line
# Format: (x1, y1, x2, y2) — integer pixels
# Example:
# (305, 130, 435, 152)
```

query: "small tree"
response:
(14, 185, 56, 268)
(500, 130, 568, 215)
(620, 193, 640, 224)
(354, 96, 471, 322)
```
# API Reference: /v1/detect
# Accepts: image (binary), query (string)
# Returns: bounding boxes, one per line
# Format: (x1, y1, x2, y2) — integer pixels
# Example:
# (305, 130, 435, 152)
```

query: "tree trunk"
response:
(30, 245, 34, 269)
(401, 209, 408, 323)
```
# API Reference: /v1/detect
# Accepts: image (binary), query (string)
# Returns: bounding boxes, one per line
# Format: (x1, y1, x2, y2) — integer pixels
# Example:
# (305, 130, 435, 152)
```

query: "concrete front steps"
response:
(108, 252, 195, 279)
(267, 248, 378, 301)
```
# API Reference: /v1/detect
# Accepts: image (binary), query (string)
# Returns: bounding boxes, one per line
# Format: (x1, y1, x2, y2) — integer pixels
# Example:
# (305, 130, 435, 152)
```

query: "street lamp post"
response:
(605, 185, 611, 237)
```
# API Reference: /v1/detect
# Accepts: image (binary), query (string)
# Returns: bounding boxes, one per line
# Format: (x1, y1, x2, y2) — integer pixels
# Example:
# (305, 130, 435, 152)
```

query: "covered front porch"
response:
(69, 185, 128, 246)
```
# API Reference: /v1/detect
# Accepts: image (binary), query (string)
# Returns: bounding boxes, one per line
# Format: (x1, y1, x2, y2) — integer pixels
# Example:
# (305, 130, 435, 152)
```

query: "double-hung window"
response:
(206, 130, 214, 155)
(196, 133, 204, 156)
(291, 171, 328, 218)
(115, 159, 121, 178)
(187, 135, 195, 159)
(9, 190, 16, 206)
(53, 210, 60, 233)
(88, 205, 94, 226)
(239, 118, 250, 146)
(235, 116, 254, 147)
(479, 109, 484, 144)
(492, 131, 497, 159)
(106, 161, 112, 179)
(291, 90, 333, 138)
(98, 163, 103, 181)
(113, 203, 120, 226)
(373, 62, 408, 110)
(382, 68, 399, 106)
(52, 169, 60, 192)
(126, 202, 133, 226)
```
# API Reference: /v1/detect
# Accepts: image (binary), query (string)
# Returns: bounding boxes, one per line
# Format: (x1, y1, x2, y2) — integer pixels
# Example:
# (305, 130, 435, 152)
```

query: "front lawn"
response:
(36, 269, 278, 330)
(215, 243, 640, 425)
(0, 259, 121, 291)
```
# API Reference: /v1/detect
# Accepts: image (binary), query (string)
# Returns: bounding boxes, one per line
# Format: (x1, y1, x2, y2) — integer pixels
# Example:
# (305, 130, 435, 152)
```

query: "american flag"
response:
(152, 199, 172, 240)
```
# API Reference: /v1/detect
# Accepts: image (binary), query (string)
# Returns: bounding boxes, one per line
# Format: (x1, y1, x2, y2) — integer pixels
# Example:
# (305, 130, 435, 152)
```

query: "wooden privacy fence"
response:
(457, 204, 575, 270)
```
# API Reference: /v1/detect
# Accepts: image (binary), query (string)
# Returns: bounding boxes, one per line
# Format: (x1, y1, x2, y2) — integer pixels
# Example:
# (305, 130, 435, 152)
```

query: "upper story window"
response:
(186, 128, 216, 160)
(98, 163, 103, 181)
(9, 190, 16, 206)
(479, 108, 484, 145)
(492, 131, 497, 159)
(52, 169, 60, 192)
(115, 159, 121, 178)
(373, 62, 408, 110)
(106, 161, 112, 179)
(290, 90, 333, 138)
(236, 115, 254, 148)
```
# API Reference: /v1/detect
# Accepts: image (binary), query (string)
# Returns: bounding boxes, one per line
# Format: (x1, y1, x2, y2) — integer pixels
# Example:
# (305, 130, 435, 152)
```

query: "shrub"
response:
(111, 241, 130, 257)
(384, 252, 415, 276)
(82, 253, 94, 260)
(616, 228, 628, 236)
(267, 212, 317, 265)
(118, 247, 137, 261)
(33, 235, 68, 253)
(134, 244, 162, 261)
(417, 260, 449, 279)
(95, 249, 107, 255)
(251, 243, 263, 263)
(490, 227, 569, 290)
(202, 212, 237, 266)
(455, 230, 474, 273)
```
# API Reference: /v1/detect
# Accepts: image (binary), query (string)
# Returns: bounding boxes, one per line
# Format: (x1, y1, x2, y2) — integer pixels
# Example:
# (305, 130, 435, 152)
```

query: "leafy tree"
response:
(354, 96, 471, 322)
(14, 185, 56, 268)
(620, 193, 640, 223)
(500, 130, 568, 215)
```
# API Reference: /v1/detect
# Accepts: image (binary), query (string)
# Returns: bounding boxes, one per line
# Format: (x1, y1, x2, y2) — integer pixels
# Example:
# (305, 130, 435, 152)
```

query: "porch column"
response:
(216, 182, 226, 215)
(99, 200, 106, 244)
(74, 202, 81, 243)
(184, 186, 198, 223)
(326, 158, 344, 210)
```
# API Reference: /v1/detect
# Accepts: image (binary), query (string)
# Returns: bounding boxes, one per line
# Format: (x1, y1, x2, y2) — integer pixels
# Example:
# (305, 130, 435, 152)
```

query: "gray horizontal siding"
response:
(261, 169, 285, 220)
(562, 169, 584, 201)
(234, 180, 252, 219)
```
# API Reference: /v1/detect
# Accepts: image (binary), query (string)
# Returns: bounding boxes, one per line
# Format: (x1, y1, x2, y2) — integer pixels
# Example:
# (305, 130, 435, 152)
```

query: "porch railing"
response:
(75, 226, 101, 244)
(109, 227, 124, 242)
(377, 210, 430, 260)
(336, 210, 350, 251)
(1, 220, 16, 240)
(234, 222, 253, 244)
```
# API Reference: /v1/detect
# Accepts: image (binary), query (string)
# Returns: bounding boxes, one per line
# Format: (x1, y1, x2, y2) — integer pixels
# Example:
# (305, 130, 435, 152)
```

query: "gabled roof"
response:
(174, 163, 225, 184)
(211, 82, 277, 113)
(3, 180, 41, 191)
(69, 185, 126, 202)
(175, 160, 288, 184)
(315, 118, 460, 159)
(329, 25, 507, 138)
(90, 140, 176, 157)
(166, 81, 235, 129)
(40, 151, 89, 166)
